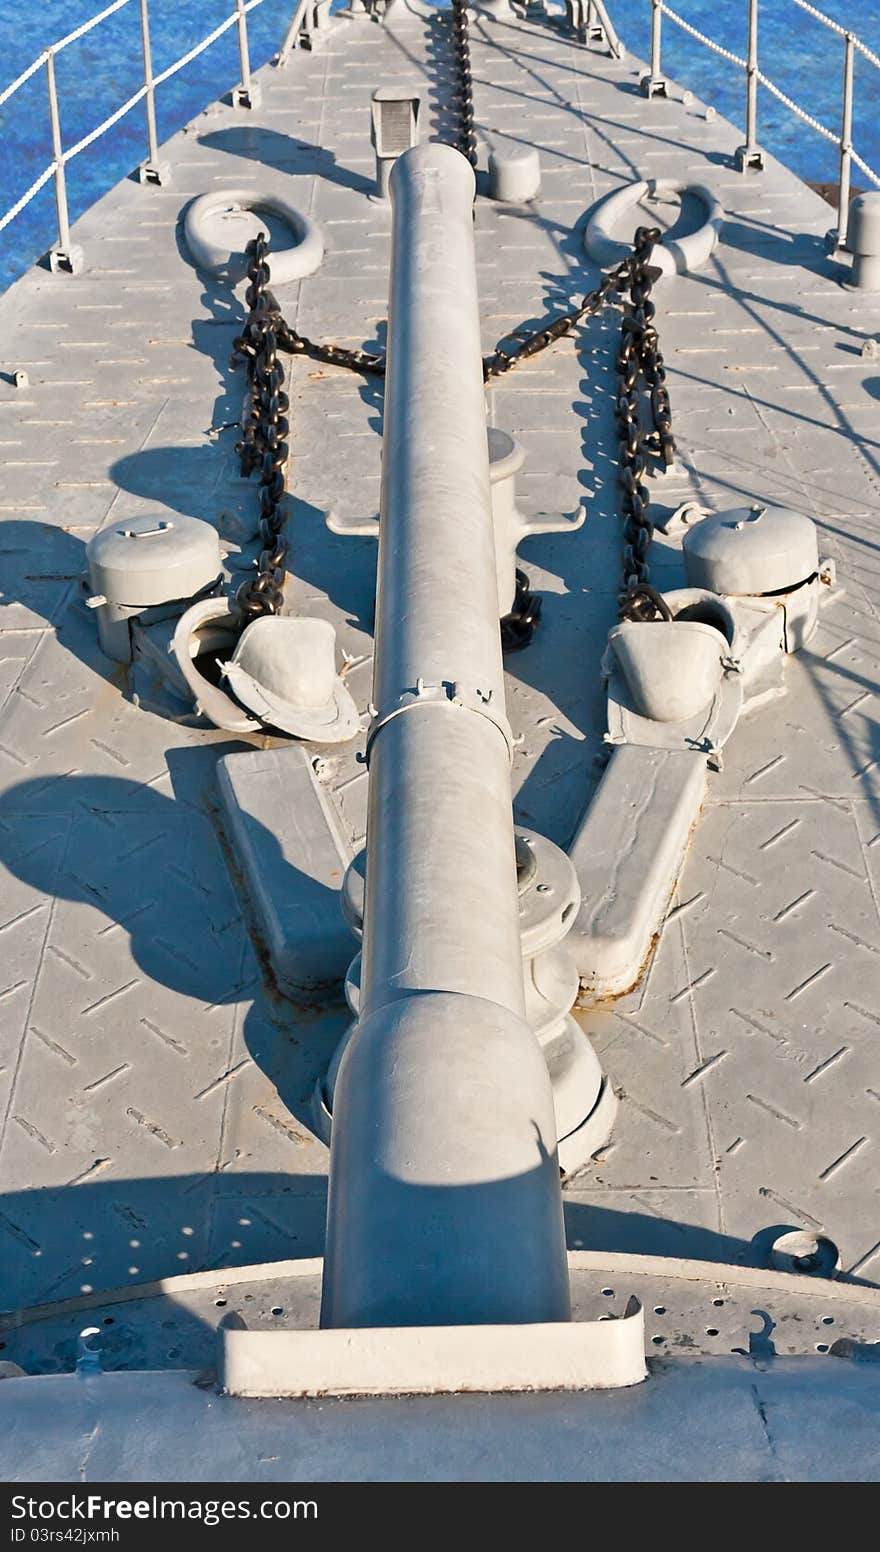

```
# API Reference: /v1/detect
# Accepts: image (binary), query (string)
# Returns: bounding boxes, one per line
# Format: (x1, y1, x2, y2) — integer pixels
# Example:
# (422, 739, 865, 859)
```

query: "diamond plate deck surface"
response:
(1, 4, 879, 1344)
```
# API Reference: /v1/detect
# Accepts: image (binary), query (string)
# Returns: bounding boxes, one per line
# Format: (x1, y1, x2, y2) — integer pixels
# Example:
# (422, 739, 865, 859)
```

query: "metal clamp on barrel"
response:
(364, 679, 515, 764)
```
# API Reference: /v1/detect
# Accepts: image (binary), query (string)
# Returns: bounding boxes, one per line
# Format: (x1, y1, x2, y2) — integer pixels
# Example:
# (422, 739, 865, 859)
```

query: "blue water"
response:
(0, 0, 878, 289)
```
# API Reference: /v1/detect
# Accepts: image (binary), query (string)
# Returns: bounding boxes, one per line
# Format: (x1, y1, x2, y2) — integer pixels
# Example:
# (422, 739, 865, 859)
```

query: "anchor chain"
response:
(232, 229, 675, 632)
(232, 233, 291, 620)
(616, 225, 676, 622)
(482, 258, 631, 381)
(450, 0, 478, 168)
(275, 319, 386, 378)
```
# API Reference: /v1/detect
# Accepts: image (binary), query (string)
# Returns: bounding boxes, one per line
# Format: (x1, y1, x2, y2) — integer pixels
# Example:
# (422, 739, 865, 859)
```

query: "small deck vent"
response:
(371, 89, 420, 198)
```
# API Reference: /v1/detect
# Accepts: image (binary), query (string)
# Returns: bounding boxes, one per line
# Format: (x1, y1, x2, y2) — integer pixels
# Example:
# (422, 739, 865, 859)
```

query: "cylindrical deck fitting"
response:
(320, 143, 570, 1330)
(849, 193, 880, 290)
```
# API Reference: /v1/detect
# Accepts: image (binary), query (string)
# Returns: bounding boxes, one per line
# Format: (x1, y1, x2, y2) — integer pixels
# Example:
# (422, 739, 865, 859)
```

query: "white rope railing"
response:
(54, 0, 134, 55)
(63, 85, 149, 165)
(0, 1, 879, 266)
(790, 0, 880, 71)
(755, 69, 838, 147)
(655, 0, 880, 248)
(0, 0, 274, 265)
(0, 166, 56, 235)
(152, 1, 262, 90)
(657, 5, 746, 69)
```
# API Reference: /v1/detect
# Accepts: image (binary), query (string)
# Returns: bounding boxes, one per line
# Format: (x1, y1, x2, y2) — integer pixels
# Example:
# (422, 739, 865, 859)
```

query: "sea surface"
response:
(0, 0, 878, 289)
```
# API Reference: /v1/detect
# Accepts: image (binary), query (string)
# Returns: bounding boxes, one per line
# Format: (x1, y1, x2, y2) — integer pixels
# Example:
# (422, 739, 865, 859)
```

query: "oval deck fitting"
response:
(184, 188, 324, 282)
(584, 178, 723, 277)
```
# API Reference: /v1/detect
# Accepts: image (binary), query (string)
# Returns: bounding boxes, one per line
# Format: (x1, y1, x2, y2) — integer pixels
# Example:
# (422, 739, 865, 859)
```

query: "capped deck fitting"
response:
(488, 145, 541, 204)
(848, 192, 880, 290)
(682, 504, 819, 595)
(222, 616, 360, 743)
(371, 89, 420, 199)
(85, 514, 223, 663)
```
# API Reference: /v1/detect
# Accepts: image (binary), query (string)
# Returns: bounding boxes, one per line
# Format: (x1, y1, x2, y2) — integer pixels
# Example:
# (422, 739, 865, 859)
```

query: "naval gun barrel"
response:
(320, 144, 570, 1331)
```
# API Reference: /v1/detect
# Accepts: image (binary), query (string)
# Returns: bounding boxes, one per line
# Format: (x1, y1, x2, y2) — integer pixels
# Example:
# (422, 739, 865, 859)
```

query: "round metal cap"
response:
(86, 514, 222, 608)
(682, 503, 818, 596)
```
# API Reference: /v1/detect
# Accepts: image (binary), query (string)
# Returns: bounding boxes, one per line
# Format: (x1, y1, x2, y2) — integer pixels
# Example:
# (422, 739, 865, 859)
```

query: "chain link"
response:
(232, 224, 675, 630)
(616, 226, 675, 622)
(482, 259, 631, 381)
(232, 232, 291, 620)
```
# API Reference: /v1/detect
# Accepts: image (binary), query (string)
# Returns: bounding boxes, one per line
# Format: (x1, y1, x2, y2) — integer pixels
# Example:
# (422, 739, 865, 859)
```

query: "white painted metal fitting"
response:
(321, 991, 572, 1329)
(488, 427, 585, 614)
(85, 514, 223, 664)
(318, 827, 616, 1173)
(682, 503, 819, 596)
(848, 192, 880, 291)
(222, 616, 361, 743)
(584, 178, 723, 278)
(184, 189, 324, 282)
(371, 89, 420, 200)
(487, 145, 541, 203)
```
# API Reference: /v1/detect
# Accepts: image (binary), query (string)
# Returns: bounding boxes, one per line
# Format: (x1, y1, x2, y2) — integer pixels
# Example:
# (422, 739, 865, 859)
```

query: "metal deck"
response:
(1, 3, 879, 1352)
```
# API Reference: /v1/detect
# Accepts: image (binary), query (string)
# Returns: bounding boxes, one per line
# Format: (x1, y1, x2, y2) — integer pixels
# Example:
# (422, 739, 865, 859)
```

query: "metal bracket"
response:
(48, 244, 84, 275)
(366, 679, 515, 763)
(218, 1299, 646, 1398)
(734, 144, 765, 172)
(640, 73, 668, 99)
(231, 81, 262, 110)
(137, 159, 171, 187)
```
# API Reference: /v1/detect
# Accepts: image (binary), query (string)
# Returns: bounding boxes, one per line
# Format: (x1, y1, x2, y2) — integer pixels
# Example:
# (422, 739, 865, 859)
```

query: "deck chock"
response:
(218, 1299, 646, 1398)
(584, 178, 723, 278)
(218, 745, 355, 997)
(137, 158, 171, 187)
(183, 189, 324, 283)
(564, 0, 624, 58)
(48, 243, 84, 276)
(734, 143, 765, 173)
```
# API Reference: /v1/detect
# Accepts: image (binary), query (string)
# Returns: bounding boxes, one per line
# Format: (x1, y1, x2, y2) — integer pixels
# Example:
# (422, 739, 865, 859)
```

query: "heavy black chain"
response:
(232, 229, 675, 629)
(482, 258, 631, 381)
(450, 0, 478, 168)
(615, 225, 676, 622)
(232, 233, 291, 619)
(275, 319, 386, 377)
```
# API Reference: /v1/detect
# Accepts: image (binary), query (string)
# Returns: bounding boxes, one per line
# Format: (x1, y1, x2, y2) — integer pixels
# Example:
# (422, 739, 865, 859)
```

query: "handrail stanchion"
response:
(232, 0, 261, 108)
(736, 0, 765, 170)
(836, 31, 855, 250)
(45, 50, 82, 273)
(642, 0, 668, 98)
(137, 0, 168, 185)
(276, 0, 311, 67)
